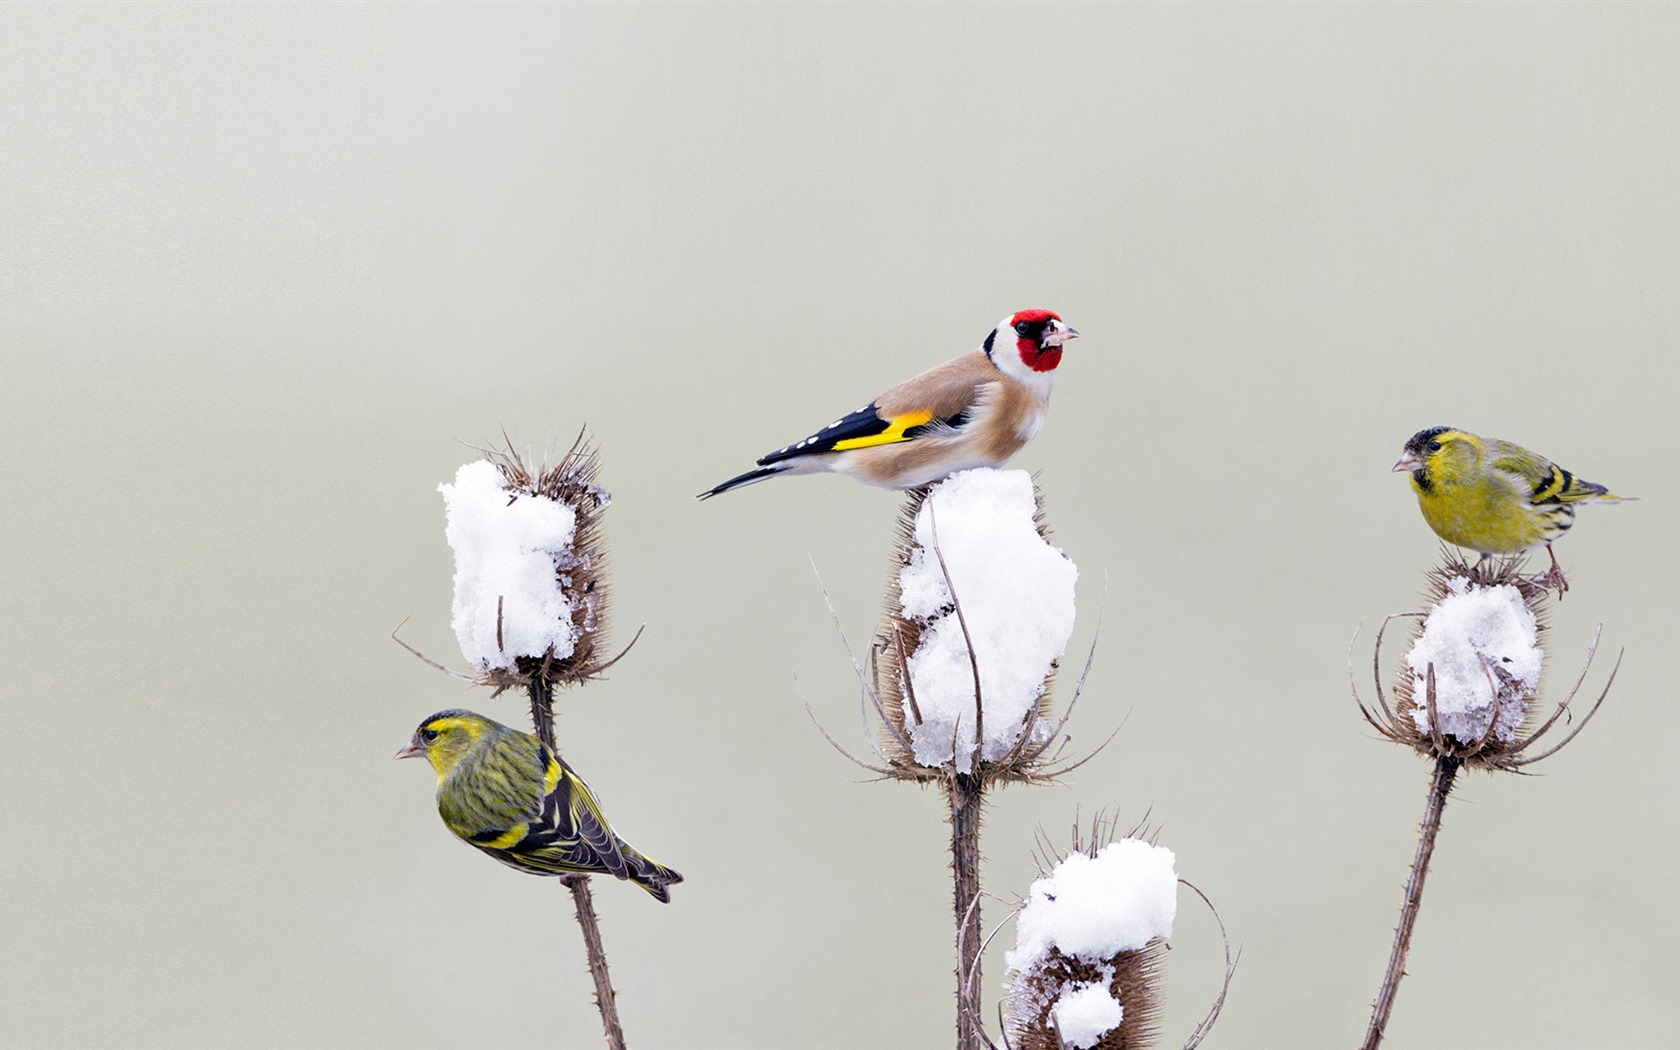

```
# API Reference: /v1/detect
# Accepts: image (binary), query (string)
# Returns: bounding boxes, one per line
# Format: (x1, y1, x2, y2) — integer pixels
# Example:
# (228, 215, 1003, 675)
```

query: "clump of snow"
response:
(1051, 980, 1124, 1049)
(898, 469, 1077, 772)
(439, 460, 580, 673)
(1006, 839, 1178, 974)
(1405, 580, 1541, 742)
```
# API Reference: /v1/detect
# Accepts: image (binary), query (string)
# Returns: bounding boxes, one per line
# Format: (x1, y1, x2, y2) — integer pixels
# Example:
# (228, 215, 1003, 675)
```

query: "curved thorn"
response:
(811, 557, 917, 755)
(1180, 877, 1238, 1050)
(893, 624, 925, 729)
(390, 617, 474, 681)
(589, 622, 646, 676)
(1044, 722, 1125, 778)
(1424, 662, 1449, 755)
(1512, 648, 1622, 766)
(1373, 612, 1426, 726)
(799, 686, 895, 776)
(927, 504, 986, 755)
(1513, 624, 1603, 750)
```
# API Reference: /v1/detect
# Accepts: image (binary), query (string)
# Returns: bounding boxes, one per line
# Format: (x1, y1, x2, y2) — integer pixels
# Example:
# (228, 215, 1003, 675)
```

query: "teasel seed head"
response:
(1356, 551, 1621, 772)
(867, 469, 1087, 787)
(439, 429, 628, 695)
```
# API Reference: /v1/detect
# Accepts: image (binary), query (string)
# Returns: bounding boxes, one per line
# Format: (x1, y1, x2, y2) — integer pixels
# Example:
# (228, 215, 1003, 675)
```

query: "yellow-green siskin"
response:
(397, 709, 682, 902)
(1393, 426, 1626, 591)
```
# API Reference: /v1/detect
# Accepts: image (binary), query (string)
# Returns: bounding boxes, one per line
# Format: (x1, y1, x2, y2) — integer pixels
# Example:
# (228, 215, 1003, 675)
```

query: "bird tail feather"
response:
(697, 464, 788, 500)
(624, 848, 683, 903)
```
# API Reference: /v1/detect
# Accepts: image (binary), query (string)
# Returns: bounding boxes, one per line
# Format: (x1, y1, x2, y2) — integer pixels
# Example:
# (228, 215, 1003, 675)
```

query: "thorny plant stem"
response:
(950, 773, 985, 1050)
(529, 676, 558, 751)
(1363, 755, 1460, 1050)
(564, 874, 627, 1050)
(529, 677, 627, 1050)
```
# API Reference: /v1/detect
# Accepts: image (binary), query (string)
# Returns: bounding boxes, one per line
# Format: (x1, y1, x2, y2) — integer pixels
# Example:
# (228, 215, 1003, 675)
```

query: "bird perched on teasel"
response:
(699, 309, 1078, 498)
(397, 709, 682, 902)
(1393, 426, 1627, 594)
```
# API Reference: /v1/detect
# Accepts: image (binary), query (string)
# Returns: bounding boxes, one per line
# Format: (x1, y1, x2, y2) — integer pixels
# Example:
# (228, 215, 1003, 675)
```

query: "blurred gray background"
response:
(4, 4, 1677, 1047)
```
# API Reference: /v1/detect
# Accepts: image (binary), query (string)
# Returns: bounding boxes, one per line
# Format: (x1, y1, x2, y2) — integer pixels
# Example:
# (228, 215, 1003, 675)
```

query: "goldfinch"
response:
(397, 709, 682, 902)
(1393, 426, 1626, 593)
(699, 309, 1078, 498)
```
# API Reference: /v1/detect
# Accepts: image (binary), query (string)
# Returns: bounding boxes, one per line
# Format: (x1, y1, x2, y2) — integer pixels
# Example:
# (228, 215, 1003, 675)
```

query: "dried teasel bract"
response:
(1002, 821, 1177, 1050)
(859, 468, 1094, 787)
(437, 431, 625, 696)
(1357, 552, 1619, 772)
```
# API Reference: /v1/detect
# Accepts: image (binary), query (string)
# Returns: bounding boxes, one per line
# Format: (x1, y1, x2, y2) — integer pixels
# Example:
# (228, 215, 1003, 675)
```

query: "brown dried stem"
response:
(1362, 753, 1460, 1050)
(529, 678, 627, 1049)
(562, 873, 627, 1050)
(950, 771, 986, 1050)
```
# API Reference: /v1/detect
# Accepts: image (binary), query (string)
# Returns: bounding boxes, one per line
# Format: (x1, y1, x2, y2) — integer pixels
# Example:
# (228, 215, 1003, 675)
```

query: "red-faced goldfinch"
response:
(699, 310, 1078, 498)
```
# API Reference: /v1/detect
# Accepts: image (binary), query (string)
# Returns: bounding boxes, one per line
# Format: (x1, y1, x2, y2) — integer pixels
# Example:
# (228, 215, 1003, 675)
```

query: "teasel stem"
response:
(950, 771, 986, 1050)
(1363, 753, 1460, 1050)
(528, 675, 626, 1050)
(562, 874, 627, 1050)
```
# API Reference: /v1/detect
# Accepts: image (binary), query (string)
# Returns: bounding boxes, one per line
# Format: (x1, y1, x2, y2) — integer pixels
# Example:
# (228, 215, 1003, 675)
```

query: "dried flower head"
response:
(438, 430, 633, 696)
(1003, 819, 1176, 1050)
(1356, 552, 1619, 772)
(854, 469, 1097, 787)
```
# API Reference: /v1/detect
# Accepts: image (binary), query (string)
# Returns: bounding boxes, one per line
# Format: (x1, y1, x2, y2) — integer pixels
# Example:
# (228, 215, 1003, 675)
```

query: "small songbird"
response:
(699, 309, 1078, 498)
(1393, 426, 1626, 593)
(397, 709, 682, 902)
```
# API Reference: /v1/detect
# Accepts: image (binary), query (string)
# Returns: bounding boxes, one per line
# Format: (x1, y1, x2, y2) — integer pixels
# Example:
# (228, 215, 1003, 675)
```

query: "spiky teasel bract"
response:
(863, 477, 1096, 789)
(1356, 551, 1618, 773)
(475, 429, 631, 697)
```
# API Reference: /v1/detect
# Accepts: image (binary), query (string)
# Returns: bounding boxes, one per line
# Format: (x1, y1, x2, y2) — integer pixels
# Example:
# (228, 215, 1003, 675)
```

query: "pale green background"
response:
(3, 4, 1677, 1048)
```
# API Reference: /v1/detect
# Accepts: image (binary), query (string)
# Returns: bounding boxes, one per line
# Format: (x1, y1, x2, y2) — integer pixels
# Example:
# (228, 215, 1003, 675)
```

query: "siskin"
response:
(1393, 426, 1627, 593)
(397, 709, 682, 902)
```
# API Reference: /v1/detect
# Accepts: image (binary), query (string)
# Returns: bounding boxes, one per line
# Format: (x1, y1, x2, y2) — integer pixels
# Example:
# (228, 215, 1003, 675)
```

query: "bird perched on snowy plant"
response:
(398, 709, 683, 902)
(699, 309, 1078, 498)
(1392, 426, 1627, 594)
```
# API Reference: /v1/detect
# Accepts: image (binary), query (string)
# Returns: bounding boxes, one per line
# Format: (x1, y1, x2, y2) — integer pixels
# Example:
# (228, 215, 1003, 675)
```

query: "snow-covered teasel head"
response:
(858, 468, 1095, 784)
(437, 432, 627, 695)
(1002, 828, 1177, 1050)
(1356, 552, 1620, 772)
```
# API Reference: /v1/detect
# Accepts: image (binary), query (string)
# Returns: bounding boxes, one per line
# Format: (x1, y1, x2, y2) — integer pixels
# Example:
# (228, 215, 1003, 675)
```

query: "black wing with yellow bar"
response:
(757, 403, 966, 466)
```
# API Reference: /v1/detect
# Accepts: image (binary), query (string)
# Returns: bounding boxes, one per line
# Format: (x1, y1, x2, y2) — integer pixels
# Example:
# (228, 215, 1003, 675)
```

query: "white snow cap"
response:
(897, 468, 1078, 772)
(439, 459, 580, 673)
(1007, 839, 1178, 973)
(1405, 580, 1542, 742)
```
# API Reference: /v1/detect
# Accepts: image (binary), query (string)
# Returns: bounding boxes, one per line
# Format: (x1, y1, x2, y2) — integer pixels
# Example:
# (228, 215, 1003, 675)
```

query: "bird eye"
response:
(1013, 321, 1031, 336)
(420, 727, 439, 743)
(1426, 440, 1443, 454)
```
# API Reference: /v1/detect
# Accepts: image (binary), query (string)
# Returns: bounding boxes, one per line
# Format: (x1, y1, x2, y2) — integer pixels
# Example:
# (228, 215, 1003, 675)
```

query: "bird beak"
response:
(395, 739, 427, 760)
(1043, 320, 1079, 347)
(1392, 450, 1423, 473)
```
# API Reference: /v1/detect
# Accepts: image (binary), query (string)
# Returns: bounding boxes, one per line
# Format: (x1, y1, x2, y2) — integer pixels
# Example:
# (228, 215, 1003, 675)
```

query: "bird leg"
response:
(1542, 544, 1569, 598)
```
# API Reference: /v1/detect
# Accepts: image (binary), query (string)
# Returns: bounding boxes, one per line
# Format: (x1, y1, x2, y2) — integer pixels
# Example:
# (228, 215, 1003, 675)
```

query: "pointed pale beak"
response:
(395, 739, 427, 760)
(1043, 321, 1079, 347)
(1392, 450, 1423, 473)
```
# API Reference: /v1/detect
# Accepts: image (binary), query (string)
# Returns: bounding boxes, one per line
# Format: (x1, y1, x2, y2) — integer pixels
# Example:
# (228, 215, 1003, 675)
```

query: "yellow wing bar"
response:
(830, 410, 934, 451)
